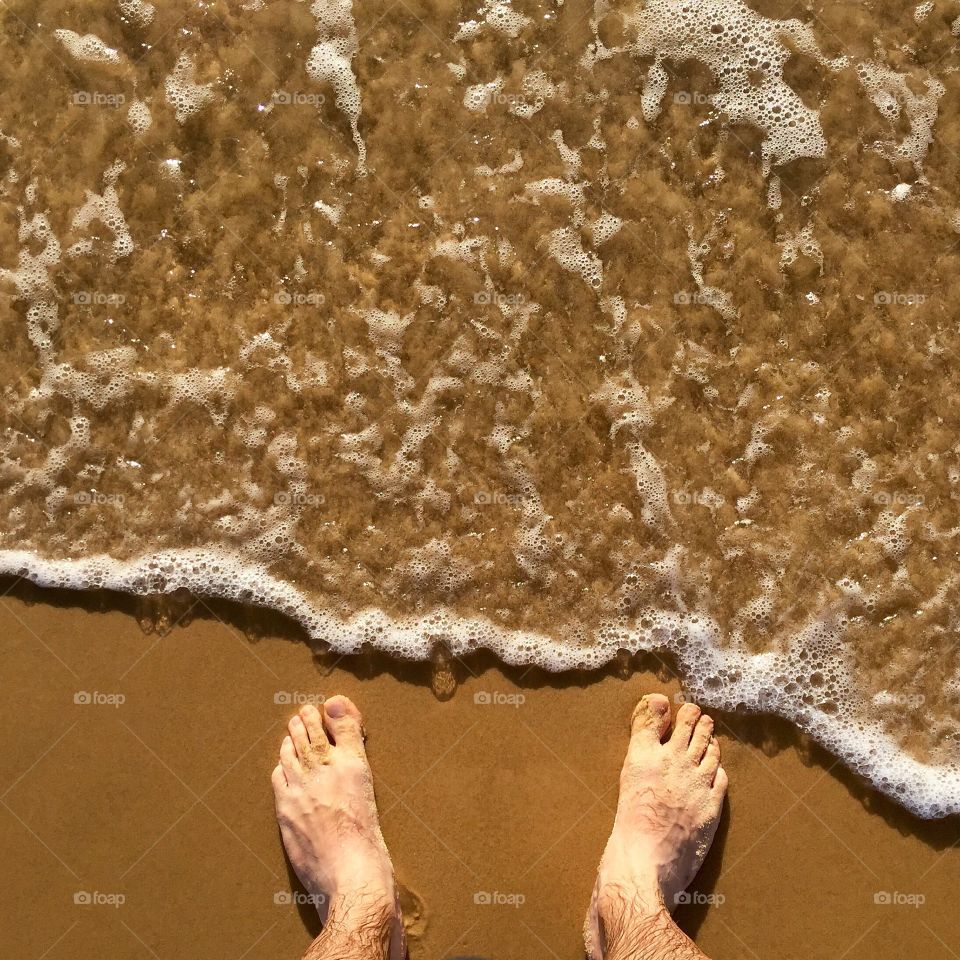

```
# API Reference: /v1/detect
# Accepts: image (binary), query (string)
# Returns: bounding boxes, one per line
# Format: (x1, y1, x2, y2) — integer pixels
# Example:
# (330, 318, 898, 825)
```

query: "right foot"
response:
(272, 695, 404, 960)
(585, 694, 728, 959)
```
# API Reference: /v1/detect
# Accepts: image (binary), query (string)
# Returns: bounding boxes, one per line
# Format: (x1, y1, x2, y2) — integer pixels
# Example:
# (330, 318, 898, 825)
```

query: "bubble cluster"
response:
(54, 29, 122, 64)
(306, 0, 366, 173)
(164, 54, 216, 123)
(586, 0, 846, 175)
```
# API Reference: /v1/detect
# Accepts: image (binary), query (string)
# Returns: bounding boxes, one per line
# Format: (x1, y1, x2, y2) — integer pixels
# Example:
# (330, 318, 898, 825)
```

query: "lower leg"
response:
(593, 886, 710, 960)
(300, 892, 397, 960)
(271, 695, 405, 960)
(586, 694, 728, 960)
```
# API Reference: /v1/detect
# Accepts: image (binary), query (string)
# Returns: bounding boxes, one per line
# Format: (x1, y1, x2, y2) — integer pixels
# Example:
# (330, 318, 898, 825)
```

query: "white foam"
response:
(585, 0, 847, 176)
(165, 54, 216, 123)
(127, 100, 152, 136)
(306, 0, 366, 174)
(118, 0, 155, 26)
(54, 29, 123, 65)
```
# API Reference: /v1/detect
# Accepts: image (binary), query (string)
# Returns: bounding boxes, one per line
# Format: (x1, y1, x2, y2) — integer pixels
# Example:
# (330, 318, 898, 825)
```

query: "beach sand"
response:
(1, 582, 957, 960)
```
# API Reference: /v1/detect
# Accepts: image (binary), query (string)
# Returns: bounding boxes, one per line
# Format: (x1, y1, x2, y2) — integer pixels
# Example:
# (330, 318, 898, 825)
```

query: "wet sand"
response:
(1, 583, 957, 960)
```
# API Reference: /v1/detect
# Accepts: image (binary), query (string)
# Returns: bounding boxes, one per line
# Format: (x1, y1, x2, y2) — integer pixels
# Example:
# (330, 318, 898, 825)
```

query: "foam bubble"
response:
(54, 29, 122, 65)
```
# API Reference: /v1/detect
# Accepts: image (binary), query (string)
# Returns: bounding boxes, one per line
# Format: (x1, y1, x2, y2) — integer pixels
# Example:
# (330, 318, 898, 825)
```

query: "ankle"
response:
(595, 880, 709, 960)
(596, 876, 666, 930)
(306, 889, 400, 960)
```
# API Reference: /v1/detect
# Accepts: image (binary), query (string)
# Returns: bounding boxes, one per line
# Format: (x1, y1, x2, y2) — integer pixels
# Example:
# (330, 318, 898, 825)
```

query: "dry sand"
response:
(1, 581, 958, 960)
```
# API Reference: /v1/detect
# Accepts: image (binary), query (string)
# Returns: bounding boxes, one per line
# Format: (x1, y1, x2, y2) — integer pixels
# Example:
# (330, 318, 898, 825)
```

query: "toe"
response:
(279, 735, 302, 783)
(271, 762, 287, 791)
(323, 695, 366, 755)
(712, 764, 729, 795)
(670, 701, 701, 748)
(299, 703, 327, 744)
(688, 714, 714, 760)
(701, 736, 721, 780)
(629, 693, 672, 743)
(288, 715, 311, 762)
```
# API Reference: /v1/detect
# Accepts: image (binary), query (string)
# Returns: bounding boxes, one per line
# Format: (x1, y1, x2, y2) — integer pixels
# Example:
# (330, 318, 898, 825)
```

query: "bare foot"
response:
(585, 694, 727, 959)
(272, 695, 404, 960)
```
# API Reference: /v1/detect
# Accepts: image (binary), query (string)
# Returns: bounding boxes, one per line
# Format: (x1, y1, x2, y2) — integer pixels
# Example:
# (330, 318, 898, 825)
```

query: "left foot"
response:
(272, 695, 404, 959)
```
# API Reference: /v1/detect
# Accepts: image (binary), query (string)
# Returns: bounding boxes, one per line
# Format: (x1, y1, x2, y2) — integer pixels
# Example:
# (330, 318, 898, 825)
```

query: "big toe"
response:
(629, 693, 672, 744)
(323, 695, 366, 755)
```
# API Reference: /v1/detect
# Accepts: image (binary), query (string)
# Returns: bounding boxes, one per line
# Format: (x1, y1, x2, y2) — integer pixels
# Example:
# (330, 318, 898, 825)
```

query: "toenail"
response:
(325, 697, 346, 718)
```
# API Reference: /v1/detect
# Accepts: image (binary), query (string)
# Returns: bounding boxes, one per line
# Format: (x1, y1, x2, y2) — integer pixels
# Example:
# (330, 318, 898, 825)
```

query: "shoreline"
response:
(1, 583, 957, 959)
(2, 549, 958, 819)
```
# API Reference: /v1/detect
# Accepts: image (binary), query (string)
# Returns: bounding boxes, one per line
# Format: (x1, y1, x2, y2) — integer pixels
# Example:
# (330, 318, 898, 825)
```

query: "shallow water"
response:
(2, 0, 960, 816)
